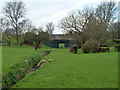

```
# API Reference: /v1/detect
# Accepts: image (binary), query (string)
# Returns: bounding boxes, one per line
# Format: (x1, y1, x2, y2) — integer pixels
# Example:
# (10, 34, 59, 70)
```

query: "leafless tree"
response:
(85, 16, 109, 45)
(32, 27, 49, 50)
(81, 1, 117, 45)
(59, 8, 94, 45)
(59, 1, 117, 46)
(109, 22, 120, 40)
(18, 18, 33, 33)
(95, 1, 117, 30)
(0, 18, 3, 33)
(1, 18, 13, 46)
(2, 1, 26, 45)
(45, 22, 55, 36)
(94, 1, 117, 44)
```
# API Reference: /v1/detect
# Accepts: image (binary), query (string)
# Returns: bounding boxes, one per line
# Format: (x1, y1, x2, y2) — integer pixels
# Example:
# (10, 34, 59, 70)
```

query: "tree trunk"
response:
(7, 40, 10, 46)
(8, 40, 10, 46)
(35, 45, 38, 50)
(6, 36, 10, 46)
(35, 42, 40, 50)
(16, 35, 19, 45)
(16, 27, 19, 45)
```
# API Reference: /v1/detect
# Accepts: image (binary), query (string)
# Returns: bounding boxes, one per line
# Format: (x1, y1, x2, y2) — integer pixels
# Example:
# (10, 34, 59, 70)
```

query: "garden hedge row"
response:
(2, 54, 42, 89)
(70, 45, 78, 54)
(82, 45, 109, 53)
(114, 45, 120, 52)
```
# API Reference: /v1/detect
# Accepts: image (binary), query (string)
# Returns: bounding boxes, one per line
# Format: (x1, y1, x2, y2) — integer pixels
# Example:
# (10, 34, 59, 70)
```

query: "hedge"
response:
(100, 47, 109, 52)
(82, 45, 100, 53)
(70, 45, 78, 54)
(114, 45, 120, 52)
(82, 45, 109, 53)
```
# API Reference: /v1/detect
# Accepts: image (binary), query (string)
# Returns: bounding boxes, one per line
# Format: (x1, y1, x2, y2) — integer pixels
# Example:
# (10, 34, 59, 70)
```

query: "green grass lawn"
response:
(12, 47, 118, 88)
(2, 45, 51, 75)
(0, 46, 2, 89)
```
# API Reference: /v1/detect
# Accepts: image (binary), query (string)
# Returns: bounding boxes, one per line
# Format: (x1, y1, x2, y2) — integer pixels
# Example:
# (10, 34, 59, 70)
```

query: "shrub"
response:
(82, 45, 89, 53)
(70, 45, 78, 54)
(82, 46, 109, 53)
(100, 47, 109, 52)
(82, 45, 100, 53)
(100, 44, 108, 47)
(84, 39, 99, 47)
(114, 45, 120, 52)
(73, 46, 78, 54)
(19, 38, 24, 46)
(24, 32, 35, 45)
(82, 39, 99, 53)
(82, 39, 110, 53)
(70, 45, 73, 52)
(100, 40, 111, 46)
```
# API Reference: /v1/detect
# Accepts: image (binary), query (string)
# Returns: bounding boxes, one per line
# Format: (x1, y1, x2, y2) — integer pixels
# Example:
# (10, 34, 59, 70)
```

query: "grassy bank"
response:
(13, 47, 118, 88)
(2, 45, 51, 74)
(2, 45, 51, 89)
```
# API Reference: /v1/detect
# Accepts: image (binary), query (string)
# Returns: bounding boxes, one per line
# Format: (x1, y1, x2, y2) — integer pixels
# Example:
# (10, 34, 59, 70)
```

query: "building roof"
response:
(51, 34, 73, 40)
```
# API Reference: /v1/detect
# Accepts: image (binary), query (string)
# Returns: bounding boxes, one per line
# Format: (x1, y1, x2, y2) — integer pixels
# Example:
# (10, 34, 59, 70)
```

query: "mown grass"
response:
(13, 47, 118, 88)
(2, 44, 51, 75)
(0, 46, 2, 89)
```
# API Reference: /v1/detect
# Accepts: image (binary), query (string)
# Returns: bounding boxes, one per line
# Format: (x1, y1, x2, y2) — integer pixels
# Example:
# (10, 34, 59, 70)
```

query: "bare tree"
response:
(85, 16, 109, 45)
(59, 1, 117, 46)
(96, 1, 117, 30)
(1, 18, 13, 46)
(82, 2, 117, 45)
(3, 29, 13, 46)
(18, 18, 33, 33)
(25, 19, 33, 32)
(45, 22, 55, 36)
(59, 8, 94, 45)
(0, 18, 3, 33)
(109, 22, 120, 41)
(32, 27, 49, 50)
(2, 1, 26, 45)
(93, 1, 117, 44)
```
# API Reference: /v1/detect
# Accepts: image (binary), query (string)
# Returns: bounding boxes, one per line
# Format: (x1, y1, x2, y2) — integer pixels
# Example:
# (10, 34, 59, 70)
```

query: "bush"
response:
(24, 32, 34, 45)
(70, 45, 73, 52)
(82, 39, 110, 53)
(114, 45, 120, 52)
(84, 39, 99, 47)
(82, 46, 89, 53)
(100, 44, 108, 47)
(70, 45, 78, 54)
(19, 38, 24, 46)
(82, 45, 100, 53)
(100, 47, 109, 52)
(82, 45, 110, 53)
(82, 39, 99, 53)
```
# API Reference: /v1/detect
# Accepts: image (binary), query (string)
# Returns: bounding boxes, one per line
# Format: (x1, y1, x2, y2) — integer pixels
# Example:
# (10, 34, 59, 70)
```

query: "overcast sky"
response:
(0, 0, 119, 34)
